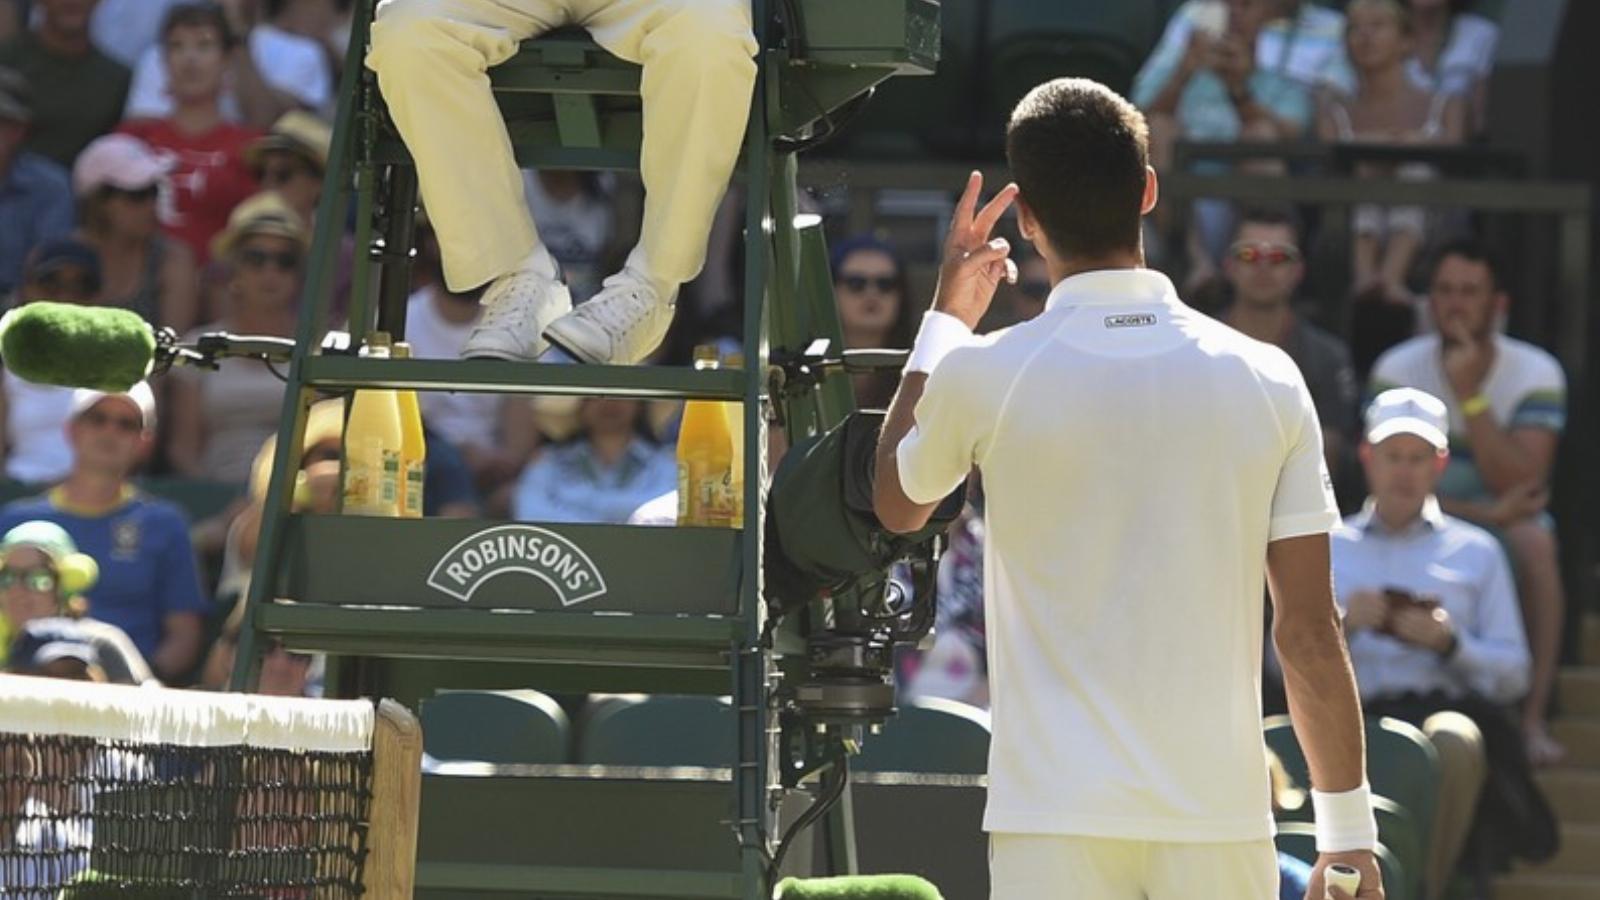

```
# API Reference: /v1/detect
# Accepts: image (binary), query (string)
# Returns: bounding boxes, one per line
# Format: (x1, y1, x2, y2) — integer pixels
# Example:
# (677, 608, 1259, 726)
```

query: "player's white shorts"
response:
(990, 832, 1279, 899)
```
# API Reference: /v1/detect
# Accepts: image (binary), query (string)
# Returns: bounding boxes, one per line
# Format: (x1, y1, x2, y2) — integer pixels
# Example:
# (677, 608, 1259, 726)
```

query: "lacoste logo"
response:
(1104, 313, 1157, 328)
(427, 525, 607, 606)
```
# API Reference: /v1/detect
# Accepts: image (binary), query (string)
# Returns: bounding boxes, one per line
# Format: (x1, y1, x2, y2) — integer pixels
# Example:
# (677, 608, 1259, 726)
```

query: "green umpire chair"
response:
(421, 689, 571, 765)
(575, 694, 736, 768)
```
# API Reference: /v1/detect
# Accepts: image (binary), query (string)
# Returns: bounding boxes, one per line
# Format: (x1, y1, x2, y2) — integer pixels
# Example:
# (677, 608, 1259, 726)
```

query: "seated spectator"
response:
(1220, 208, 1359, 491)
(0, 67, 74, 299)
(1132, 0, 1351, 278)
(1334, 387, 1556, 878)
(406, 221, 540, 506)
(523, 170, 616, 304)
(119, 3, 262, 268)
(199, 623, 314, 697)
(167, 191, 304, 484)
(1404, 0, 1498, 133)
(0, 383, 209, 684)
(0, 239, 101, 485)
(1370, 241, 1568, 766)
(0, 0, 130, 168)
(245, 110, 330, 226)
(512, 398, 675, 525)
(125, 0, 335, 127)
(90, 0, 189, 68)
(1317, 0, 1465, 306)
(72, 133, 200, 333)
(831, 235, 916, 409)
(5, 631, 108, 681)
(9, 616, 152, 685)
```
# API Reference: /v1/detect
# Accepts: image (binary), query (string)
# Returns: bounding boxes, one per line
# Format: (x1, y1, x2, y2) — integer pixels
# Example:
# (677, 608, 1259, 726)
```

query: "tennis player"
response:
(873, 78, 1383, 899)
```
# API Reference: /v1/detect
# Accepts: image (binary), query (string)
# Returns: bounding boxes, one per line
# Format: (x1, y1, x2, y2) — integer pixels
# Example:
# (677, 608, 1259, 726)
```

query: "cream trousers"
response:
(367, 0, 758, 292)
(990, 833, 1280, 899)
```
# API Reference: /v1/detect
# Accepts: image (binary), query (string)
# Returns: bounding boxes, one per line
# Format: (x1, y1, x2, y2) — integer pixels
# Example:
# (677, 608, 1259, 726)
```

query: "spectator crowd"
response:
(0, 0, 1577, 893)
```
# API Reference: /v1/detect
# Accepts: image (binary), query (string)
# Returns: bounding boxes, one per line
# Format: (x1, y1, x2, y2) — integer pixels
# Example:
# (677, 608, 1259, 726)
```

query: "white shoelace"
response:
(578, 286, 669, 330)
(477, 279, 545, 331)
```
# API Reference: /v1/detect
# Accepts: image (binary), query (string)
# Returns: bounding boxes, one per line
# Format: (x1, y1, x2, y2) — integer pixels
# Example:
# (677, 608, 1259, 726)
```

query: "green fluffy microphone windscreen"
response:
(0, 302, 157, 392)
(775, 875, 944, 900)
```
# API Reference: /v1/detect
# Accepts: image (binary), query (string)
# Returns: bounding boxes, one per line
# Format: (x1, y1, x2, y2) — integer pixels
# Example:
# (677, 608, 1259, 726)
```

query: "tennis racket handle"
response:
(1325, 863, 1361, 898)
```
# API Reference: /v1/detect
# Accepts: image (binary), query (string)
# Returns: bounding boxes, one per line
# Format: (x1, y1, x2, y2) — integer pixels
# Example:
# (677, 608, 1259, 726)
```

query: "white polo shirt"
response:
(898, 268, 1339, 842)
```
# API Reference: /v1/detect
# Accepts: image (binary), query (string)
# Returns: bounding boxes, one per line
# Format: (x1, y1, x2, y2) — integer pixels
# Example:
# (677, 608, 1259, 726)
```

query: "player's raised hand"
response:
(932, 171, 1019, 330)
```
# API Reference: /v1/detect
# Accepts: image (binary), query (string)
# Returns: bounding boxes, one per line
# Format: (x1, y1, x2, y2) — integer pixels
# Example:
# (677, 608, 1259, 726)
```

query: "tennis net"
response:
(0, 674, 420, 899)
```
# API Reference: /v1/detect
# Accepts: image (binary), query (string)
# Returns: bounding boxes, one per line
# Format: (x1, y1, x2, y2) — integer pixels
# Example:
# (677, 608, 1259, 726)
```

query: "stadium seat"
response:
(421, 689, 571, 765)
(851, 696, 991, 775)
(1264, 715, 1438, 900)
(1275, 821, 1410, 900)
(575, 694, 735, 767)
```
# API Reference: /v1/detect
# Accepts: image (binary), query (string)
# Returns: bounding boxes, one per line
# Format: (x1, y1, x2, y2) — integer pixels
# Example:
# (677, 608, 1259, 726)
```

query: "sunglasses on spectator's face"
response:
(109, 184, 159, 203)
(259, 162, 314, 187)
(837, 274, 897, 294)
(240, 247, 302, 271)
(80, 408, 142, 434)
(1229, 242, 1302, 266)
(0, 568, 58, 593)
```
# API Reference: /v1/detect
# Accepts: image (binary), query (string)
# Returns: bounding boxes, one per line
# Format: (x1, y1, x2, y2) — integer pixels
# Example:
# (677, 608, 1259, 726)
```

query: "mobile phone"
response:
(1191, 1, 1229, 39)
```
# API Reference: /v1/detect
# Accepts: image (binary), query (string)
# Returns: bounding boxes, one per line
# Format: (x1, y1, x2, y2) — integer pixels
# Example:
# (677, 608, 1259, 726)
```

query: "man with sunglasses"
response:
(0, 66, 75, 300)
(0, 382, 209, 685)
(1222, 208, 1359, 502)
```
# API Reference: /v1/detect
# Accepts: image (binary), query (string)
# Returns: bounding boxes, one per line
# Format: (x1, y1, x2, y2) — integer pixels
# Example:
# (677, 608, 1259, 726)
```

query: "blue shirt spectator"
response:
(0, 383, 208, 683)
(512, 397, 676, 525)
(0, 490, 207, 664)
(0, 66, 73, 297)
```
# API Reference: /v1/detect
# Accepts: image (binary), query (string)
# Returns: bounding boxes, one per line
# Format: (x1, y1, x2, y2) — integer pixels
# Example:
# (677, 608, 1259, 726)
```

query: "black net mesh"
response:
(0, 733, 373, 899)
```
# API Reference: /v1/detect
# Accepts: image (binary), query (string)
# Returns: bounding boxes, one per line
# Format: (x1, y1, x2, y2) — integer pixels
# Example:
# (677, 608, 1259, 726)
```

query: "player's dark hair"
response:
(1005, 78, 1149, 260)
(161, 2, 236, 50)
(1430, 237, 1503, 291)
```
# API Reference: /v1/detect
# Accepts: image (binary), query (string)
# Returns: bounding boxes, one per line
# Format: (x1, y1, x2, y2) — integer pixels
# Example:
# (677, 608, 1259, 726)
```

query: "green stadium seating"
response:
(851, 696, 990, 775)
(1264, 714, 1440, 900)
(575, 694, 735, 767)
(421, 689, 571, 765)
(1275, 820, 1409, 900)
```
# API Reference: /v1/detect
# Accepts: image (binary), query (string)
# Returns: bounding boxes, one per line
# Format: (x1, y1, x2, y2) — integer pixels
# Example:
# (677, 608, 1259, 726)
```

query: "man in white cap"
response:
(1332, 387, 1554, 889)
(0, 382, 208, 684)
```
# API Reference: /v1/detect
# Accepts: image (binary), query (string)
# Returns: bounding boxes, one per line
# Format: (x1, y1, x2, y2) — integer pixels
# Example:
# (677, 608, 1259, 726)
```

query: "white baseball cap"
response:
(70, 381, 157, 432)
(1365, 388, 1448, 450)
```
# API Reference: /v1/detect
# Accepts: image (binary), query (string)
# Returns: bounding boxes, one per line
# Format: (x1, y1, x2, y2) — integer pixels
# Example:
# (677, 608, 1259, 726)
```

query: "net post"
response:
(365, 698, 423, 898)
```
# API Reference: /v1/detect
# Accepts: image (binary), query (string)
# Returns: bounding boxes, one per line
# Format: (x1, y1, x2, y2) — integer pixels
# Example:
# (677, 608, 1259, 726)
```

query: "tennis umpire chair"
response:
(228, 2, 939, 897)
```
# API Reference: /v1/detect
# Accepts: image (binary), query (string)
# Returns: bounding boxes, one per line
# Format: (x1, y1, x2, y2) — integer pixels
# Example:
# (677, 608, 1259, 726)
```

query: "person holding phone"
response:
(1332, 388, 1556, 892)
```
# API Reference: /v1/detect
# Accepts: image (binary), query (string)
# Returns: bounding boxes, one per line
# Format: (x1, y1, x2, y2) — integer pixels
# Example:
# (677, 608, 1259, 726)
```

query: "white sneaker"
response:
(462, 269, 572, 361)
(542, 278, 675, 365)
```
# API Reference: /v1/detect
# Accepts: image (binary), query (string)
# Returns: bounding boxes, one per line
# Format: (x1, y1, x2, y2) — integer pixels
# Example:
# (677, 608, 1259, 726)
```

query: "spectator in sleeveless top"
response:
(0, 239, 101, 486)
(1405, 0, 1498, 134)
(165, 191, 302, 484)
(71, 134, 200, 334)
(1317, 0, 1465, 307)
(118, 4, 261, 268)
(831, 235, 917, 410)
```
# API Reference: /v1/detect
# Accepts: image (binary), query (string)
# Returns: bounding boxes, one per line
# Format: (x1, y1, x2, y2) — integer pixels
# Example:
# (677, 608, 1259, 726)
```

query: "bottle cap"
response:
(392, 341, 413, 360)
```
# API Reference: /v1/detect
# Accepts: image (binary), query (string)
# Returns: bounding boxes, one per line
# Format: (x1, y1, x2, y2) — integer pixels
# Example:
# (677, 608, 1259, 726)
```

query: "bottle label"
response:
(380, 451, 401, 506)
(404, 463, 425, 517)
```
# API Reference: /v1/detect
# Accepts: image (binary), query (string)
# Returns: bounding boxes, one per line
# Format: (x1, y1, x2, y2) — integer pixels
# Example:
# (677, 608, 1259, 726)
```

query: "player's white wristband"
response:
(1311, 782, 1379, 852)
(904, 311, 975, 375)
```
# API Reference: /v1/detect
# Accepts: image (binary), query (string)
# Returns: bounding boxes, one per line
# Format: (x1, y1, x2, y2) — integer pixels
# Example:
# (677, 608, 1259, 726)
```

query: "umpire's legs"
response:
(572, 0, 758, 295)
(367, 0, 561, 292)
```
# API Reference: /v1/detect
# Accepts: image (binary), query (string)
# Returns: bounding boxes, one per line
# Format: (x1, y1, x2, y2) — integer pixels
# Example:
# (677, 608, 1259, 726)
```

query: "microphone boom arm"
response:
(151, 328, 343, 376)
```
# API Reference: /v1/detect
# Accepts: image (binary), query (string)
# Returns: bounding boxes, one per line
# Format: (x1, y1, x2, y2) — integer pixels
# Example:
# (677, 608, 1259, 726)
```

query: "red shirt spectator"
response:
(117, 117, 258, 267)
